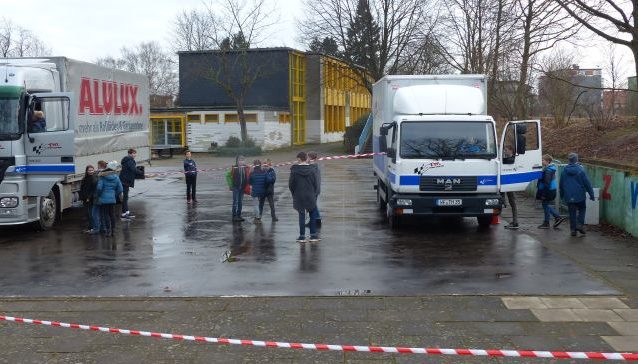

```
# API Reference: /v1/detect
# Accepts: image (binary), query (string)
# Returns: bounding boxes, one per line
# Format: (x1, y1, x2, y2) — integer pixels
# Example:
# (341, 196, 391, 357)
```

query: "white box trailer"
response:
(0, 57, 150, 229)
(372, 75, 543, 228)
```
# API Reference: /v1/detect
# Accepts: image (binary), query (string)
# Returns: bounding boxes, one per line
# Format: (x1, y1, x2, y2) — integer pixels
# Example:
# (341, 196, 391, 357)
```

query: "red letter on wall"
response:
(78, 78, 94, 115)
(602, 175, 612, 200)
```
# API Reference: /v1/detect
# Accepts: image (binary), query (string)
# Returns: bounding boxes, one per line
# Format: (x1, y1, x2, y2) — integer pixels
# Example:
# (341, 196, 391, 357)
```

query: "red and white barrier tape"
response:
(145, 152, 383, 178)
(2, 315, 637, 360)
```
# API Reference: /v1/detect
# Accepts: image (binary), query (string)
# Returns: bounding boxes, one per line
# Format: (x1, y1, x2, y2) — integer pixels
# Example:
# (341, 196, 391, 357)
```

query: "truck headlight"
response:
(0, 197, 19, 208)
(485, 198, 500, 206)
(396, 199, 412, 206)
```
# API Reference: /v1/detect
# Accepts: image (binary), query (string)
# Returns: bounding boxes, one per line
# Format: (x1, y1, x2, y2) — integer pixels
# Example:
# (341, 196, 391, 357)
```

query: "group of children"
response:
(183, 150, 323, 243)
(79, 149, 141, 236)
(535, 152, 595, 237)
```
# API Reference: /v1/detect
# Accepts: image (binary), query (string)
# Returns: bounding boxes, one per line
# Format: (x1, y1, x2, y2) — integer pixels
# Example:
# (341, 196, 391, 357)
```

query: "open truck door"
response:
(499, 120, 542, 192)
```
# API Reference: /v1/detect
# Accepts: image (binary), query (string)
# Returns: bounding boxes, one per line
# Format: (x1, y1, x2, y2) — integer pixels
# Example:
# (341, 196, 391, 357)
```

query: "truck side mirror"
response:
(380, 127, 388, 136)
(379, 135, 388, 153)
(387, 148, 396, 159)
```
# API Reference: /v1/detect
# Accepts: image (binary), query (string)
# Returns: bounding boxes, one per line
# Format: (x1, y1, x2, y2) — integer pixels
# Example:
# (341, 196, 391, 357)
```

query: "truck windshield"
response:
(0, 86, 22, 138)
(400, 121, 496, 159)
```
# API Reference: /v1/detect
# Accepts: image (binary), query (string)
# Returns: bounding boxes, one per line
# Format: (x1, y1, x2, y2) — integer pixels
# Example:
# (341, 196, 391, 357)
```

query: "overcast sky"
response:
(2, 1, 636, 83)
(1, 0, 303, 61)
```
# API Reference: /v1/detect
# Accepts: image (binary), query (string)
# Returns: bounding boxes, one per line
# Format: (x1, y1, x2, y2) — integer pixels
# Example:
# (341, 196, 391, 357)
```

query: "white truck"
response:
(0, 57, 150, 229)
(372, 75, 542, 228)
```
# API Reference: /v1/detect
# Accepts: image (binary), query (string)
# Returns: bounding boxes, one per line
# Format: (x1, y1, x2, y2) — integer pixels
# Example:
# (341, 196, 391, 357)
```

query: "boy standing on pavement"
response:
(536, 154, 566, 229)
(227, 155, 250, 222)
(289, 152, 320, 243)
(183, 150, 197, 203)
(559, 152, 595, 237)
(249, 160, 268, 222)
(119, 148, 141, 220)
(262, 159, 278, 221)
(307, 151, 322, 227)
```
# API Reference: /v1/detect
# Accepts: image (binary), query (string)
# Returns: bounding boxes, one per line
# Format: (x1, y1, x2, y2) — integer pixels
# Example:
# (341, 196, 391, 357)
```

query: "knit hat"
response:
(106, 161, 119, 171)
(568, 152, 579, 164)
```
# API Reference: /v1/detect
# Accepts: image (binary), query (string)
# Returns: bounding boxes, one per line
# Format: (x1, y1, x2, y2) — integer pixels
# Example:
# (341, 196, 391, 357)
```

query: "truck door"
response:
(23, 93, 75, 194)
(499, 120, 542, 192)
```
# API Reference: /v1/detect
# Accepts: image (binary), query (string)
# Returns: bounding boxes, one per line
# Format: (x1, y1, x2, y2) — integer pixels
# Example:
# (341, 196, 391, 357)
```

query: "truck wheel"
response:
(477, 215, 492, 228)
(37, 191, 57, 230)
(376, 182, 387, 210)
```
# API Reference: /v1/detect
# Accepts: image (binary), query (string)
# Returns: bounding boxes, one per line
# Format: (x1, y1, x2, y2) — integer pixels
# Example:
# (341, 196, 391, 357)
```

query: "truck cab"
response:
(372, 75, 542, 228)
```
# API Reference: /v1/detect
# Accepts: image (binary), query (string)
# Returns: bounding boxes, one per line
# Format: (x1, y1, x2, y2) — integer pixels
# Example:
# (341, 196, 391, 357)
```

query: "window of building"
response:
(225, 113, 257, 123)
(204, 114, 219, 123)
(187, 114, 201, 123)
(279, 113, 291, 124)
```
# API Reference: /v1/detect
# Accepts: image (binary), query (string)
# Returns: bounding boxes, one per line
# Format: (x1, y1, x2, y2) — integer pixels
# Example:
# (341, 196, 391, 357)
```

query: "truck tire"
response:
(37, 191, 57, 230)
(386, 201, 400, 230)
(376, 181, 386, 210)
(477, 215, 492, 228)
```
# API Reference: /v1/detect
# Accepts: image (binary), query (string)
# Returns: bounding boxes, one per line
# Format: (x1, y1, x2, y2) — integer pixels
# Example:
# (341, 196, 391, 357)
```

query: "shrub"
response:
(343, 113, 371, 153)
(225, 136, 241, 148)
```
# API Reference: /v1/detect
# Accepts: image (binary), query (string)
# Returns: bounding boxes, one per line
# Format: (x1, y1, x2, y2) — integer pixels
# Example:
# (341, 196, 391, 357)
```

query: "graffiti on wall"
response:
(602, 174, 613, 200)
(631, 181, 638, 210)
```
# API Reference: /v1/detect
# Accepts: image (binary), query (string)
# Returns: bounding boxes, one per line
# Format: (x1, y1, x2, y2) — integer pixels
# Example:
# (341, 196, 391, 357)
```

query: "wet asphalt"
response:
(0, 148, 618, 297)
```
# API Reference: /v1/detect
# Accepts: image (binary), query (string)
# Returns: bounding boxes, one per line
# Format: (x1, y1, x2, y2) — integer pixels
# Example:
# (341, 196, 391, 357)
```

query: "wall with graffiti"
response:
(579, 164, 638, 238)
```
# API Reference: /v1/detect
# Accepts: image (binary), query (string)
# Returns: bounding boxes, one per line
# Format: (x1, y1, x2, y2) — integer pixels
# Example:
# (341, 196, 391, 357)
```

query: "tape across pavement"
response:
(145, 152, 383, 178)
(2, 315, 637, 360)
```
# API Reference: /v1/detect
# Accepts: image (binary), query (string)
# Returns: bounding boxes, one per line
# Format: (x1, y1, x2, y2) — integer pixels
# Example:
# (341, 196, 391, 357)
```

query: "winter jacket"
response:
(289, 164, 318, 211)
(249, 167, 269, 198)
(120, 155, 137, 187)
(184, 158, 197, 176)
(97, 170, 124, 205)
(559, 163, 594, 204)
(536, 164, 558, 201)
(230, 165, 250, 190)
(79, 174, 98, 205)
(265, 167, 276, 195)
(311, 163, 321, 196)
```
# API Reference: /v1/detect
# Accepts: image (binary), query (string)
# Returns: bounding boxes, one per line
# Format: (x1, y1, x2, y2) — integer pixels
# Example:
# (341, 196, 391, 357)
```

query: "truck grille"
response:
(419, 176, 477, 192)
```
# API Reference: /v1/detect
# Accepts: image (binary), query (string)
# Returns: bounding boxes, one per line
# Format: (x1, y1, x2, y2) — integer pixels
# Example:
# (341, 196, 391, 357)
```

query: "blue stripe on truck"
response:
(392, 171, 542, 186)
(13, 165, 76, 174)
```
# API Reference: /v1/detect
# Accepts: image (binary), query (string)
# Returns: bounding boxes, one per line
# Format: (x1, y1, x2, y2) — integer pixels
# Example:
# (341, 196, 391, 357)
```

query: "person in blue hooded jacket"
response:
(97, 161, 124, 237)
(536, 154, 566, 229)
(559, 152, 595, 236)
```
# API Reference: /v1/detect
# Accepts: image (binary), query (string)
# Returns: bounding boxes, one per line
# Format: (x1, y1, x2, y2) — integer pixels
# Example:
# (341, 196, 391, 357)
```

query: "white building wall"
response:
(185, 110, 289, 152)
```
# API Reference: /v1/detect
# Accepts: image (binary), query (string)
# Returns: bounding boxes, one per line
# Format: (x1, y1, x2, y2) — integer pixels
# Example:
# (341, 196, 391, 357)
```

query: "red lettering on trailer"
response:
(92, 80, 104, 114)
(78, 78, 94, 114)
(78, 78, 142, 116)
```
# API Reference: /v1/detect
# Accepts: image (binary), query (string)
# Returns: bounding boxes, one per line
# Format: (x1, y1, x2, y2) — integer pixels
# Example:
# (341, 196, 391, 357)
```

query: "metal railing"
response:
(355, 114, 374, 154)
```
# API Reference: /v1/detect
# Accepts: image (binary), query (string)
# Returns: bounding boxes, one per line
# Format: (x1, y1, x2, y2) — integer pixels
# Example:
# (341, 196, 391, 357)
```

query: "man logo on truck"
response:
(437, 178, 462, 191)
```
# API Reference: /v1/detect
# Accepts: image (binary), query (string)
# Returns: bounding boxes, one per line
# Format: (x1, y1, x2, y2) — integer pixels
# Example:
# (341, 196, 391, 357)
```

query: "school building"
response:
(150, 48, 371, 152)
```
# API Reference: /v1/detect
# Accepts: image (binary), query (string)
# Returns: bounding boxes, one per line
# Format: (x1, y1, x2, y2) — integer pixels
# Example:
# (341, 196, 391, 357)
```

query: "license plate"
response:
(436, 199, 462, 206)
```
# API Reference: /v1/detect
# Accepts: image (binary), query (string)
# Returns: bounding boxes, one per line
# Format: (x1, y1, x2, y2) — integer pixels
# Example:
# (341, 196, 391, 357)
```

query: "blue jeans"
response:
(232, 188, 244, 217)
(567, 201, 586, 232)
(299, 208, 318, 237)
(91, 204, 101, 231)
(542, 201, 560, 222)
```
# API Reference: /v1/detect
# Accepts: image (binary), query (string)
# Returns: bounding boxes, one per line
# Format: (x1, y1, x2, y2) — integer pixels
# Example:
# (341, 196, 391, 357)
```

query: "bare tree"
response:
(299, 0, 434, 91)
(556, 0, 638, 82)
(176, 0, 278, 143)
(511, 0, 581, 119)
(96, 42, 177, 102)
(537, 50, 580, 128)
(172, 9, 216, 52)
(0, 18, 51, 58)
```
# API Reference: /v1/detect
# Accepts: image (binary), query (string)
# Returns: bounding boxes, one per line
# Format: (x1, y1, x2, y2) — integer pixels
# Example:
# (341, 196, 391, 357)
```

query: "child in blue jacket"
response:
(536, 154, 566, 229)
(96, 161, 124, 237)
(184, 150, 197, 203)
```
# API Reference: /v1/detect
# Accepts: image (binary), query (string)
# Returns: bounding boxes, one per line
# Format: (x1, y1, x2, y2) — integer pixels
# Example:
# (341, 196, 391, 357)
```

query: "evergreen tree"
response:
(308, 36, 341, 58)
(344, 0, 380, 78)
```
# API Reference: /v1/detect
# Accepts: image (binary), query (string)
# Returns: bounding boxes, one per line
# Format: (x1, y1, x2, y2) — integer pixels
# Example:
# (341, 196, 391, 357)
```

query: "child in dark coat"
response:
(227, 155, 251, 222)
(289, 152, 319, 243)
(559, 152, 595, 236)
(183, 150, 197, 203)
(79, 165, 97, 231)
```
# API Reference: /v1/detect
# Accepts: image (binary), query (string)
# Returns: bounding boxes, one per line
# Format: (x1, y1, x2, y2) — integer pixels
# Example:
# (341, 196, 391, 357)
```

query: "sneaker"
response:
(576, 225, 586, 235)
(537, 222, 550, 229)
(571, 231, 577, 237)
(232, 217, 242, 222)
(254, 217, 262, 223)
(272, 216, 279, 221)
(553, 216, 567, 228)
(87, 229, 100, 235)
(504, 222, 519, 230)
(187, 199, 192, 204)
(121, 211, 129, 218)
(309, 235, 321, 243)
(296, 236, 307, 243)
